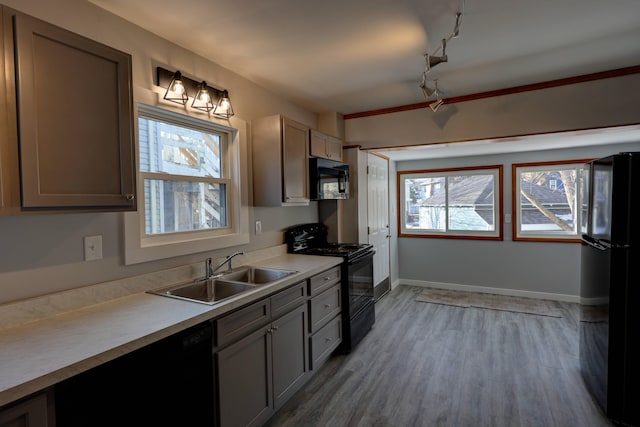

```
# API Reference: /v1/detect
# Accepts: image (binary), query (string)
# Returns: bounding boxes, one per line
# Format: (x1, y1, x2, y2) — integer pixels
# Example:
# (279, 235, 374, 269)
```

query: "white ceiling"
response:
(88, 0, 640, 157)
(88, 0, 640, 115)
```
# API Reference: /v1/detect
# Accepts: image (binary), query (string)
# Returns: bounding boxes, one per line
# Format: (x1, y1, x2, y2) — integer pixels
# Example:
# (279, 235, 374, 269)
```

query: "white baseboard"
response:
(580, 296, 609, 306)
(400, 279, 580, 303)
(391, 278, 402, 290)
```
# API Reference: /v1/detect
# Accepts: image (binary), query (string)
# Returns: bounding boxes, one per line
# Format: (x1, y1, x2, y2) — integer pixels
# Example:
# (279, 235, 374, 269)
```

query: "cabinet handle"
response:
(325, 337, 332, 343)
(324, 276, 331, 281)
(272, 326, 279, 331)
(125, 193, 135, 201)
(324, 304, 331, 309)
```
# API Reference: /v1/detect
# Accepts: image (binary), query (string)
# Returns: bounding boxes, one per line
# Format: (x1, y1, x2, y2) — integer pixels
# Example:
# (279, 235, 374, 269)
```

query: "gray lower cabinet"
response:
(215, 282, 309, 427)
(308, 266, 343, 370)
(217, 325, 272, 427)
(0, 392, 50, 427)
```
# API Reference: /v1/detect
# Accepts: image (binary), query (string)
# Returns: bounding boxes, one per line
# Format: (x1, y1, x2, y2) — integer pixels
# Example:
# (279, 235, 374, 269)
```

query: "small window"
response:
(399, 165, 503, 239)
(513, 160, 591, 242)
(124, 105, 248, 265)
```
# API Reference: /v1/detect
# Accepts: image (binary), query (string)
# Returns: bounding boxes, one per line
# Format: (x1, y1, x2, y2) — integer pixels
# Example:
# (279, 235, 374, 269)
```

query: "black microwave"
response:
(309, 158, 350, 200)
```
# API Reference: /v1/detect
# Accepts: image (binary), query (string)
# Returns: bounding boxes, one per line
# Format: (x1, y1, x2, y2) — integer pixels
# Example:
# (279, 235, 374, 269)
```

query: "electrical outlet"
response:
(84, 235, 103, 261)
(505, 214, 512, 224)
(255, 220, 262, 235)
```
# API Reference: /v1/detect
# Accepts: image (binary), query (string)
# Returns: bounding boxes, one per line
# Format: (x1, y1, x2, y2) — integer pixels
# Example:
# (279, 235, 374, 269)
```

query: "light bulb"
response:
(172, 80, 185, 95)
(199, 89, 210, 104)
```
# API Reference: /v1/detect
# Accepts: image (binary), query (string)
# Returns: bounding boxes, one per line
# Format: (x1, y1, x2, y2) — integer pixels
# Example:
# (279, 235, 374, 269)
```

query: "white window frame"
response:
(124, 104, 249, 264)
(513, 160, 590, 242)
(398, 165, 503, 240)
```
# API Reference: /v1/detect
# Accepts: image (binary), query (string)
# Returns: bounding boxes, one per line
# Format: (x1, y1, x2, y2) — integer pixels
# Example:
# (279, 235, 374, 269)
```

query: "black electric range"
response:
(285, 223, 375, 352)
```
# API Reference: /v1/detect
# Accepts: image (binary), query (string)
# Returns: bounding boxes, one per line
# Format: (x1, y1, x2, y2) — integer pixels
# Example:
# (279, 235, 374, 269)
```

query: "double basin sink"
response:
(149, 266, 297, 305)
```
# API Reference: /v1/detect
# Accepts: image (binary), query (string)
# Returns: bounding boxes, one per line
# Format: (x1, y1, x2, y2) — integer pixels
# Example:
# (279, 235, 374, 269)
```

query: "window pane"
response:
(139, 117, 222, 178)
(144, 179, 227, 235)
(519, 168, 577, 233)
(447, 174, 495, 231)
(400, 166, 502, 239)
(404, 177, 445, 230)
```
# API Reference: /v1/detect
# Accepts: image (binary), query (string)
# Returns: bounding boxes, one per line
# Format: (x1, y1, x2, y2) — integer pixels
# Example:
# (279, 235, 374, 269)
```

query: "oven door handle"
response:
(348, 250, 375, 265)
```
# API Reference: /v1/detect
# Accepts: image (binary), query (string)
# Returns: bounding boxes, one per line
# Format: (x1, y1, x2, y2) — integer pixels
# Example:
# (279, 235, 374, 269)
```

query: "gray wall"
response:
(395, 142, 640, 298)
(0, 0, 319, 304)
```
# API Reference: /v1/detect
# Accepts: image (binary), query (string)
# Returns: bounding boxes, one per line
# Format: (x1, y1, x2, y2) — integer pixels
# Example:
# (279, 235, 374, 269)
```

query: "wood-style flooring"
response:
(266, 285, 612, 427)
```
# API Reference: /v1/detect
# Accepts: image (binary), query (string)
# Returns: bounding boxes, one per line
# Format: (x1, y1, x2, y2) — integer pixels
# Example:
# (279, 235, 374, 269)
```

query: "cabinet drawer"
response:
(271, 281, 306, 318)
(215, 298, 271, 347)
(310, 315, 342, 370)
(310, 285, 341, 333)
(308, 266, 341, 296)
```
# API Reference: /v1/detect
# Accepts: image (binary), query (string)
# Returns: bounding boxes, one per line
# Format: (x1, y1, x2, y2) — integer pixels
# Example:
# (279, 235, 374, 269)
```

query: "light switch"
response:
(505, 214, 512, 224)
(84, 235, 103, 261)
(255, 220, 262, 235)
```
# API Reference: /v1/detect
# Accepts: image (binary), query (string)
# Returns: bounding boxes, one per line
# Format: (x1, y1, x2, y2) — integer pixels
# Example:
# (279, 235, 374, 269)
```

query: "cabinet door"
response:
(309, 130, 327, 158)
(282, 118, 309, 203)
(217, 326, 273, 427)
(0, 7, 20, 215)
(13, 12, 135, 210)
(325, 135, 343, 161)
(0, 393, 48, 427)
(271, 303, 308, 409)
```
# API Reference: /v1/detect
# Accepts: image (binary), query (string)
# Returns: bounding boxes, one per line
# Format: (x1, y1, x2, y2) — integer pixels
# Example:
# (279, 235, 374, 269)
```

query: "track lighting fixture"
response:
(426, 80, 444, 112)
(156, 67, 235, 118)
(419, 1, 465, 112)
(429, 98, 444, 112)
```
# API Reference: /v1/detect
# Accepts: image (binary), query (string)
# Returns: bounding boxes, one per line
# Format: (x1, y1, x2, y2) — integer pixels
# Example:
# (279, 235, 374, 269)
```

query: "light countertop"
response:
(0, 253, 342, 408)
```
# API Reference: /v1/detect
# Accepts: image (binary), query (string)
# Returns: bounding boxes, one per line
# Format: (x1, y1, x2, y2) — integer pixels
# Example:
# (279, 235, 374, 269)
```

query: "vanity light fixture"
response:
(163, 70, 189, 105)
(213, 90, 234, 119)
(156, 67, 235, 118)
(192, 81, 215, 112)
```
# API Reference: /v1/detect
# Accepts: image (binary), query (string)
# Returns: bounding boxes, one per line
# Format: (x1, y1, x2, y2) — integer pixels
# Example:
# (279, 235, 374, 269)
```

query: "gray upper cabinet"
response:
(252, 115, 309, 206)
(0, 7, 135, 213)
(310, 129, 343, 162)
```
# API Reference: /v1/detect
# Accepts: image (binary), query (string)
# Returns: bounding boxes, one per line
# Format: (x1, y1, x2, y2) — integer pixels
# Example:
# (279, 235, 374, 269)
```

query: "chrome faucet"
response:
(206, 251, 245, 277)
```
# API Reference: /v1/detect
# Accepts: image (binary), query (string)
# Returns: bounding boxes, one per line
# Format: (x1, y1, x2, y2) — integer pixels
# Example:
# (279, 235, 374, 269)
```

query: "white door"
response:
(367, 153, 390, 299)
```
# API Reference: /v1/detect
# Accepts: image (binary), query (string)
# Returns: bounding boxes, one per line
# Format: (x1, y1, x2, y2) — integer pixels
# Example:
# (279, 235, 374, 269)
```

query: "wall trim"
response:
(580, 296, 608, 306)
(400, 279, 579, 303)
(344, 65, 640, 120)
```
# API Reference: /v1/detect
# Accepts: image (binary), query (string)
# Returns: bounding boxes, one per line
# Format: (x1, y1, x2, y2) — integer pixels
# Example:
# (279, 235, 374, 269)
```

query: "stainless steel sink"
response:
(149, 278, 256, 305)
(219, 266, 297, 284)
(149, 266, 297, 305)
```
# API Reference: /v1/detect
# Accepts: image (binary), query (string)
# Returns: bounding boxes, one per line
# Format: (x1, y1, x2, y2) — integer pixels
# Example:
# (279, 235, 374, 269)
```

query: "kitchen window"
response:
(398, 165, 503, 239)
(512, 160, 591, 242)
(124, 105, 248, 264)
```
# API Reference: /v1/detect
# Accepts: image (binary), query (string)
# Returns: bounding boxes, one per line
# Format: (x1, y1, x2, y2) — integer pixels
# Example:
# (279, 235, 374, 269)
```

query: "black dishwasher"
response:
(55, 321, 214, 427)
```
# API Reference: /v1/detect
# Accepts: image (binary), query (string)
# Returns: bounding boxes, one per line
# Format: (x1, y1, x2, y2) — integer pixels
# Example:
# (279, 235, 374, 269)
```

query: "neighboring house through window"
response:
(512, 159, 591, 242)
(399, 165, 503, 239)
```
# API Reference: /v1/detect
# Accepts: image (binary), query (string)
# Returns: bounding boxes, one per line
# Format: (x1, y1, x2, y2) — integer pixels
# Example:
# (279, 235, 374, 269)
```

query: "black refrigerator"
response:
(580, 152, 640, 426)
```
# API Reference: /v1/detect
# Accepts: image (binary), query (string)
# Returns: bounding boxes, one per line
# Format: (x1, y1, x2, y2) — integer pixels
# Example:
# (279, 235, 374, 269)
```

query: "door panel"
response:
(367, 153, 390, 298)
